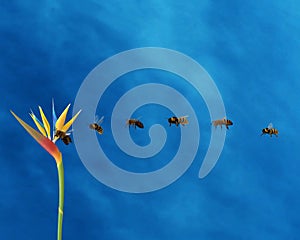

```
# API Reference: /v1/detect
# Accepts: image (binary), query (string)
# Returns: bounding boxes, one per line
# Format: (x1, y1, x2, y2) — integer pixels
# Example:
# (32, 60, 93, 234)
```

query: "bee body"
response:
(168, 116, 189, 126)
(55, 130, 72, 145)
(126, 119, 144, 129)
(89, 123, 103, 134)
(261, 123, 278, 137)
(212, 117, 233, 129)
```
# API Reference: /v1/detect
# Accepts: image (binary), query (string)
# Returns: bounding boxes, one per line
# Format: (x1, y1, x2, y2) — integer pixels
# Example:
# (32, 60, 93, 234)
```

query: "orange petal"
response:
(55, 104, 71, 131)
(29, 111, 47, 137)
(10, 110, 62, 164)
(61, 110, 81, 132)
(39, 106, 51, 139)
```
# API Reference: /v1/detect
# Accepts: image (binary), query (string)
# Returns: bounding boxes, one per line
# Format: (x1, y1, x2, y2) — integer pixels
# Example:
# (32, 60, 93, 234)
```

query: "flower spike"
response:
(10, 101, 80, 240)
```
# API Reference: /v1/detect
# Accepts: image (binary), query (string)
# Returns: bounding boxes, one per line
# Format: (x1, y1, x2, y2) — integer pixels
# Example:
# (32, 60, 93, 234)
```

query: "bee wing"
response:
(97, 116, 104, 124)
(66, 129, 74, 135)
(268, 123, 273, 129)
(94, 115, 99, 123)
(178, 115, 188, 122)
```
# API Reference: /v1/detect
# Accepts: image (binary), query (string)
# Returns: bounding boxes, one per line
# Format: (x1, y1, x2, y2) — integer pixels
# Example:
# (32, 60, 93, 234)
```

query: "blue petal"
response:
(52, 98, 58, 138)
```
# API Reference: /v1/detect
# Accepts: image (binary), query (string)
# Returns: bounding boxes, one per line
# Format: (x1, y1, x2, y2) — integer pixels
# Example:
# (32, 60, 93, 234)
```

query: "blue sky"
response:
(1, 1, 300, 239)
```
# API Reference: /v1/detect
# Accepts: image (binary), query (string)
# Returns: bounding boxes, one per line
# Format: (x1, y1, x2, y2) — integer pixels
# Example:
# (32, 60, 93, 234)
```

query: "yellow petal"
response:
(61, 110, 81, 132)
(29, 111, 47, 137)
(55, 104, 70, 131)
(11, 110, 62, 164)
(39, 106, 51, 139)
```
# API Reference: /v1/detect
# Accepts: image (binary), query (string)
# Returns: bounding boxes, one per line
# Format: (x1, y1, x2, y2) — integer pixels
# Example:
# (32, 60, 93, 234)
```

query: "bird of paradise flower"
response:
(10, 100, 81, 240)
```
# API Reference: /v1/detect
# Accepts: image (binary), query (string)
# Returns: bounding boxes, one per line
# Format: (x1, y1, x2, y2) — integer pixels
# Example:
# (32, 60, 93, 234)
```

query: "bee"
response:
(168, 116, 189, 126)
(126, 119, 144, 129)
(212, 117, 233, 129)
(54, 130, 72, 145)
(261, 123, 278, 137)
(89, 116, 104, 134)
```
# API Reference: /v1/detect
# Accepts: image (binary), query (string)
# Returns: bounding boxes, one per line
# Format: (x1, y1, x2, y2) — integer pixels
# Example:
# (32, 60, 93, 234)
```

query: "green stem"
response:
(57, 161, 64, 240)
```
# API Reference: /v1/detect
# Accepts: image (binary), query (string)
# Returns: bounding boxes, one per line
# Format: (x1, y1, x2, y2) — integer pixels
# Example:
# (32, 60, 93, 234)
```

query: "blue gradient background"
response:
(1, 1, 300, 239)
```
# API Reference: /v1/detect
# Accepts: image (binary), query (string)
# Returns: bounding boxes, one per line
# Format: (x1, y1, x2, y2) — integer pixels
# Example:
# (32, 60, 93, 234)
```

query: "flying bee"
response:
(212, 117, 233, 129)
(89, 116, 104, 134)
(54, 130, 72, 145)
(168, 116, 189, 126)
(126, 119, 144, 129)
(261, 123, 278, 137)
